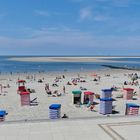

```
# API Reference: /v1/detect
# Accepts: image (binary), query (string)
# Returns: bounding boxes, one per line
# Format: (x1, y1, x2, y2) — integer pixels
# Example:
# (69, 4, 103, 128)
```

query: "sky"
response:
(0, 0, 140, 56)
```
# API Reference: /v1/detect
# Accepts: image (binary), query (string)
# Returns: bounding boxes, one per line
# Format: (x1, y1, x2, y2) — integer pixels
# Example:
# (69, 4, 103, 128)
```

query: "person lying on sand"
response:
(80, 80, 86, 82)
(52, 83, 58, 87)
(52, 90, 61, 97)
(80, 86, 87, 90)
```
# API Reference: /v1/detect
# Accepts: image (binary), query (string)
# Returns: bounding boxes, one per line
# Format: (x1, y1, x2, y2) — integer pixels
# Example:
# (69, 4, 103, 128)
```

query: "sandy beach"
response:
(0, 69, 140, 121)
(8, 56, 140, 63)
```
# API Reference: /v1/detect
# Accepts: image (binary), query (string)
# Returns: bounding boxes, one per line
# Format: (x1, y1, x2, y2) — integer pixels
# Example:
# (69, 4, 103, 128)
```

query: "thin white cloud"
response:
(93, 15, 109, 21)
(79, 7, 92, 21)
(34, 10, 69, 17)
(112, 0, 130, 7)
(96, 0, 134, 7)
(0, 28, 140, 52)
(70, 0, 85, 2)
(35, 10, 49, 16)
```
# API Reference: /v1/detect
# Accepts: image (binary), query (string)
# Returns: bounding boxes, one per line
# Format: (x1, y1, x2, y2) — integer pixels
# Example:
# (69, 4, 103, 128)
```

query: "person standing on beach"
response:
(63, 86, 65, 93)
(45, 83, 49, 92)
(0, 84, 2, 93)
(62, 75, 65, 79)
(47, 83, 49, 90)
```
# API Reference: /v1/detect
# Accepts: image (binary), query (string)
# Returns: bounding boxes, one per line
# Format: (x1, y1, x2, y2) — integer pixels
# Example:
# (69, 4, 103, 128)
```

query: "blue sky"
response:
(0, 0, 140, 55)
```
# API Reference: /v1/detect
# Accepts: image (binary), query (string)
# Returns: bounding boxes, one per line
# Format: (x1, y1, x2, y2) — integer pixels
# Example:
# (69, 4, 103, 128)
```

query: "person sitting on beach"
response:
(38, 79, 43, 83)
(7, 84, 10, 88)
(46, 89, 52, 95)
(52, 90, 58, 96)
(52, 90, 61, 97)
(72, 80, 77, 85)
(62, 75, 65, 79)
(95, 94, 100, 99)
(73, 82, 77, 85)
(80, 80, 86, 82)
(27, 88, 31, 93)
(124, 81, 127, 85)
(57, 92, 61, 96)
(53, 90, 58, 94)
(45, 83, 49, 91)
(93, 78, 98, 81)
(80, 86, 87, 90)
(67, 81, 72, 85)
(62, 114, 68, 118)
(89, 104, 95, 111)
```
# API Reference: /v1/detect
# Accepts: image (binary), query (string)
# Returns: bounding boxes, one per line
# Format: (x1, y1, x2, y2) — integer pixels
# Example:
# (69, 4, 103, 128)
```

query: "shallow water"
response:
(0, 56, 140, 73)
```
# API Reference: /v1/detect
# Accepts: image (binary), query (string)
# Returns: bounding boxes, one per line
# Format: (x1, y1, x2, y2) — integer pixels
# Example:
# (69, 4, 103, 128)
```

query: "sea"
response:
(0, 56, 140, 73)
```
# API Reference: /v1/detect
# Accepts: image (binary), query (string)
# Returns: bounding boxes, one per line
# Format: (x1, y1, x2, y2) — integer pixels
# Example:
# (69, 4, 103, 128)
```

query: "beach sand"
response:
(0, 69, 140, 121)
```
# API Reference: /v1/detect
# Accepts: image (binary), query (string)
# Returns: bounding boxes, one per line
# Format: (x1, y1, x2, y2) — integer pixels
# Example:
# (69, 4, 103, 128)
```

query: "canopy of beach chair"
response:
(17, 80, 26, 83)
(102, 89, 112, 92)
(49, 104, 61, 109)
(20, 91, 30, 95)
(72, 90, 82, 94)
(123, 88, 134, 92)
(84, 91, 94, 95)
(126, 103, 139, 108)
(0, 110, 7, 116)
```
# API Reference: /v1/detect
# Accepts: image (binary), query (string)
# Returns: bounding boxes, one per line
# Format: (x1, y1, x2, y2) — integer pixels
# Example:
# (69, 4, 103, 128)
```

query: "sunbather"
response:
(80, 86, 87, 90)
(52, 83, 58, 87)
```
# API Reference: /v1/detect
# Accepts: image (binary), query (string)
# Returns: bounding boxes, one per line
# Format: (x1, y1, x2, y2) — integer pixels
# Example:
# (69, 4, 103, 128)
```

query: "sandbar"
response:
(8, 56, 140, 63)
